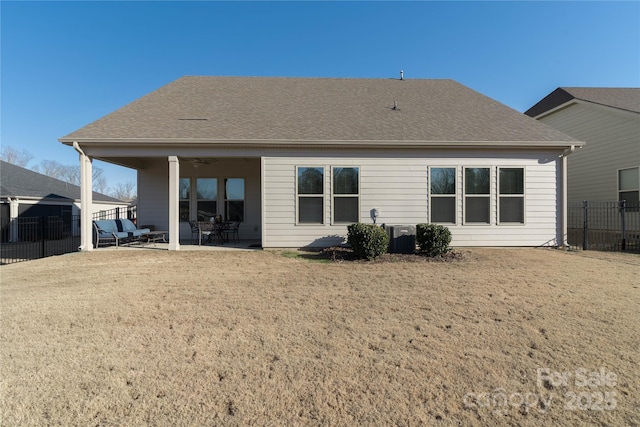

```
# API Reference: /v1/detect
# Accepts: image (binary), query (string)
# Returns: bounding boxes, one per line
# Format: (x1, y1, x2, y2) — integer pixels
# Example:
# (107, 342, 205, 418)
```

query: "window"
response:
(179, 178, 190, 222)
(498, 168, 524, 224)
(196, 178, 217, 221)
(430, 167, 456, 223)
(464, 167, 491, 224)
(619, 167, 640, 211)
(333, 167, 359, 223)
(225, 178, 244, 222)
(297, 167, 324, 224)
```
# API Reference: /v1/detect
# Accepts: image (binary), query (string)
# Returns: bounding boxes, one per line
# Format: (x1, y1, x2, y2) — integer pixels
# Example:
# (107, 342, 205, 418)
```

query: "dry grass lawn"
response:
(1, 247, 638, 426)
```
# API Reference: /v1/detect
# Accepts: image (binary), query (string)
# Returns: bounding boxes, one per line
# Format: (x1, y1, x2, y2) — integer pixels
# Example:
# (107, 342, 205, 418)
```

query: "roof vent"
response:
(393, 100, 398, 110)
(400, 70, 404, 80)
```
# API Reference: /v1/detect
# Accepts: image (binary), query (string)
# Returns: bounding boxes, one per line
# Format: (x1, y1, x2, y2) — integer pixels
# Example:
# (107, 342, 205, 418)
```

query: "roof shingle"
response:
(525, 87, 640, 117)
(60, 76, 577, 144)
(1, 160, 125, 203)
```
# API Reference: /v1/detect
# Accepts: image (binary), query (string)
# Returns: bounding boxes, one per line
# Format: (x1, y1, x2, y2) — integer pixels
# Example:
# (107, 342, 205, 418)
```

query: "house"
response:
(525, 87, 640, 205)
(58, 76, 583, 251)
(0, 160, 129, 242)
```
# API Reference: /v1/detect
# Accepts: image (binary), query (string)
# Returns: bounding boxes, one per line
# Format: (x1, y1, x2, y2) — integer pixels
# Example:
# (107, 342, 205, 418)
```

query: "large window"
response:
(225, 178, 245, 222)
(430, 167, 456, 223)
(464, 167, 491, 224)
(297, 167, 324, 224)
(619, 167, 639, 211)
(333, 167, 359, 223)
(498, 168, 524, 224)
(179, 178, 190, 222)
(196, 178, 217, 221)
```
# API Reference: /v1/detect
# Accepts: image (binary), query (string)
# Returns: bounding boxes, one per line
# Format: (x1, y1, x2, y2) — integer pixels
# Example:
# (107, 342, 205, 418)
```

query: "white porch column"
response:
(8, 198, 19, 242)
(168, 156, 181, 250)
(78, 146, 93, 251)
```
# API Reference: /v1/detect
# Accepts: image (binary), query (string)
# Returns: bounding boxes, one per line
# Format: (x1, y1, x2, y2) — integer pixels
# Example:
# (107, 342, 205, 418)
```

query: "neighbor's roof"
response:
(0, 160, 126, 203)
(525, 87, 640, 118)
(60, 76, 577, 145)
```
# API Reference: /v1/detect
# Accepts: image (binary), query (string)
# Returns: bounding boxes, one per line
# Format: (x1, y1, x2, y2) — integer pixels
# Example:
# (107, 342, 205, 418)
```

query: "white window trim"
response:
(463, 166, 492, 226)
(617, 166, 640, 202)
(331, 166, 360, 225)
(497, 166, 526, 226)
(296, 166, 325, 226)
(428, 166, 458, 225)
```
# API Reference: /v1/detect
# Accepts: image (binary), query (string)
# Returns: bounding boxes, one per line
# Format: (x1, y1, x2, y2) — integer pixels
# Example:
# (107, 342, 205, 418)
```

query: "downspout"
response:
(560, 145, 578, 247)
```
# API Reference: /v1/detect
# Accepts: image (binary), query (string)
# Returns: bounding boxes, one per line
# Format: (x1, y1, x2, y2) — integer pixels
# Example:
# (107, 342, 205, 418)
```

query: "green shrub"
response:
(347, 223, 390, 260)
(416, 223, 452, 257)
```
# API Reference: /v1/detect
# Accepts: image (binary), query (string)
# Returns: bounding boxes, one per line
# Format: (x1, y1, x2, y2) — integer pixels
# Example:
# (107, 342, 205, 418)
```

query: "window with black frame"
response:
(224, 178, 244, 222)
(297, 167, 324, 224)
(464, 167, 491, 224)
(196, 178, 217, 221)
(498, 168, 524, 223)
(333, 167, 359, 223)
(179, 178, 190, 222)
(430, 167, 456, 223)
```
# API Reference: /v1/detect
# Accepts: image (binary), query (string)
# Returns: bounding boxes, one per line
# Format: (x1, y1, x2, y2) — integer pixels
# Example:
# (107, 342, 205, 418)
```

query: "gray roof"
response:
(60, 76, 577, 144)
(525, 87, 640, 117)
(0, 160, 126, 203)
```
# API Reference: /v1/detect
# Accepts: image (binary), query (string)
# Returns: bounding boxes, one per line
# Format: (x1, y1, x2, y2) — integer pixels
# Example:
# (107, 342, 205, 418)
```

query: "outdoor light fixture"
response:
(370, 208, 380, 224)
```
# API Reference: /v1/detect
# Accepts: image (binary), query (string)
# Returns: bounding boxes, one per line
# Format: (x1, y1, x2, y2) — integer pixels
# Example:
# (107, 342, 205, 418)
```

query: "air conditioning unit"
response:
(385, 225, 416, 254)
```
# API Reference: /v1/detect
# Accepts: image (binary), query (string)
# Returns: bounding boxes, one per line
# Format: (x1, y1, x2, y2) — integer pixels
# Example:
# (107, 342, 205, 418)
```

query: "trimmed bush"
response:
(416, 223, 452, 257)
(347, 223, 390, 260)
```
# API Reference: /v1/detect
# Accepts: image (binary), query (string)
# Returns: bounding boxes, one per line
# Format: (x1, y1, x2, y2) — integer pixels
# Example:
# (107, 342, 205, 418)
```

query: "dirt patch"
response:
(1, 248, 638, 426)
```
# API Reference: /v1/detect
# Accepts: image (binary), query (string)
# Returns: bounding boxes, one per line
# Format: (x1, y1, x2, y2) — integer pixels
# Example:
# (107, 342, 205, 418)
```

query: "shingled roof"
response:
(0, 160, 125, 203)
(525, 87, 640, 118)
(60, 76, 577, 145)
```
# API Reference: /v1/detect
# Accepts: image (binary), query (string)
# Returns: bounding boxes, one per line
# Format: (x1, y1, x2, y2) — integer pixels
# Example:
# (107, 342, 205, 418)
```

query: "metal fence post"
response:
(620, 200, 626, 251)
(582, 200, 588, 250)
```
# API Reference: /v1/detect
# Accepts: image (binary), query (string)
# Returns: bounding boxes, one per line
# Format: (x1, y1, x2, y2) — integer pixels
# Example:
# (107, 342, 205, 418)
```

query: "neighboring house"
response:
(0, 160, 129, 242)
(525, 87, 640, 205)
(59, 76, 583, 251)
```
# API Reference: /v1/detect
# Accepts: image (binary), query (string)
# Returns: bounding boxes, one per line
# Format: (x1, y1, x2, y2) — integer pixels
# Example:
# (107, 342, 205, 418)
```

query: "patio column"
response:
(8, 197, 19, 242)
(168, 156, 180, 250)
(74, 142, 93, 251)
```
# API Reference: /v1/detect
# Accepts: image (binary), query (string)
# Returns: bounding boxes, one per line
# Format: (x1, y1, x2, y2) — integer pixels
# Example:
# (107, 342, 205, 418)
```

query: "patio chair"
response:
(222, 221, 240, 244)
(189, 220, 200, 244)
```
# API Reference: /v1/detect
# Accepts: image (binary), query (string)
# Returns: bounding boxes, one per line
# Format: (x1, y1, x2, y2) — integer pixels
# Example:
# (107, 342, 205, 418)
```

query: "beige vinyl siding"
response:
(138, 158, 262, 242)
(539, 102, 640, 202)
(263, 149, 562, 248)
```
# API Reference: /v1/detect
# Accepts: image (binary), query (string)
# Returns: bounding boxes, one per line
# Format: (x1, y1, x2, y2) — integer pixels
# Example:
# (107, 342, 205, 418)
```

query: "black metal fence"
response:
(567, 200, 640, 252)
(0, 215, 81, 265)
(92, 205, 136, 221)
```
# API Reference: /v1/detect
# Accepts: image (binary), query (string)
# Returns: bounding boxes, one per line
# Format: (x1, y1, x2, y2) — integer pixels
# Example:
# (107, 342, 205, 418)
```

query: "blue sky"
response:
(2, 1, 639, 191)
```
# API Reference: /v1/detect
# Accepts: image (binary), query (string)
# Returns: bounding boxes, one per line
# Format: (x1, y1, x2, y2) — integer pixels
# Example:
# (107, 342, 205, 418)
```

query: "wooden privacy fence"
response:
(567, 200, 640, 252)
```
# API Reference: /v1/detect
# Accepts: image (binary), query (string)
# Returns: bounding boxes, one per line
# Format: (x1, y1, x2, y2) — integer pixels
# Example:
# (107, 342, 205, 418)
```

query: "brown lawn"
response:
(0, 248, 638, 426)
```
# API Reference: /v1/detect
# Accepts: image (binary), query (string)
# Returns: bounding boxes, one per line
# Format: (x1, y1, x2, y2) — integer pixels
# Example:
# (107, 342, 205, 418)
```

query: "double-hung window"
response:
(297, 167, 324, 224)
(430, 167, 456, 223)
(498, 168, 525, 224)
(464, 167, 491, 224)
(225, 178, 245, 222)
(619, 167, 639, 211)
(196, 178, 217, 221)
(179, 178, 191, 222)
(333, 167, 359, 223)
